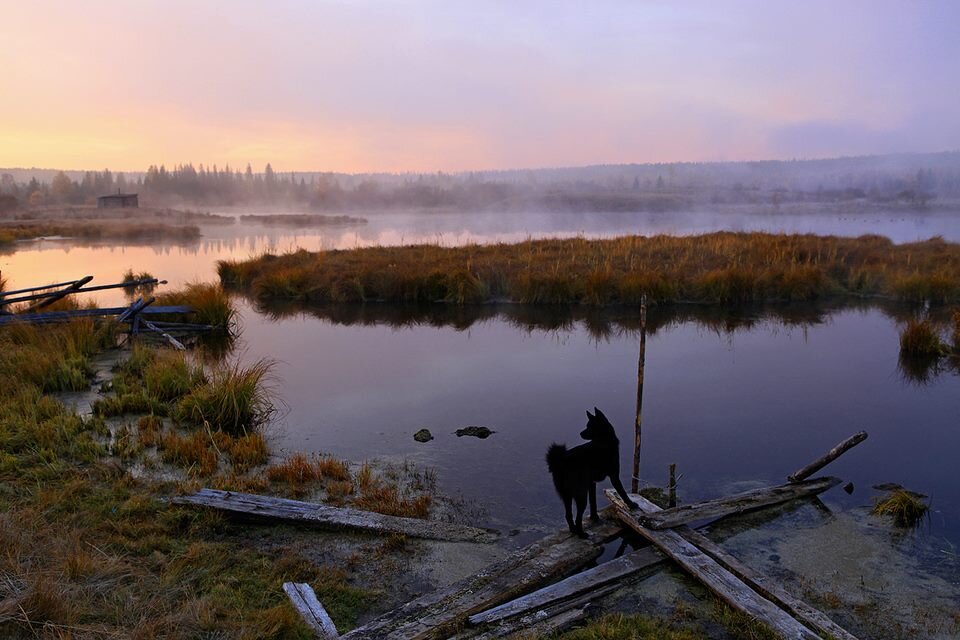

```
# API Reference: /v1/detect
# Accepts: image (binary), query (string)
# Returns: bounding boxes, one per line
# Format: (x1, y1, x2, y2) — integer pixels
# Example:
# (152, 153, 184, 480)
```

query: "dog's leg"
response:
(611, 475, 639, 509)
(563, 496, 576, 534)
(588, 482, 600, 522)
(574, 491, 588, 538)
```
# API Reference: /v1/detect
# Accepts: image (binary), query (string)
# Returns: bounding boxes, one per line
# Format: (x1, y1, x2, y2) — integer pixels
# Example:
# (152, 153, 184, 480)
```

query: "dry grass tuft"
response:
(899, 319, 948, 357)
(872, 489, 930, 527)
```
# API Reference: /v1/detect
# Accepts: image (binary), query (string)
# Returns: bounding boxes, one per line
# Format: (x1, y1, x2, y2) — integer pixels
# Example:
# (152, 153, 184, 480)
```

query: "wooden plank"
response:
(788, 431, 868, 482)
(172, 488, 499, 543)
(639, 476, 840, 530)
(605, 489, 821, 640)
(0, 305, 192, 325)
(118, 296, 156, 323)
(24, 275, 94, 311)
(1, 277, 164, 306)
(612, 489, 857, 640)
(283, 582, 339, 639)
(467, 547, 661, 626)
(342, 514, 623, 640)
(0, 279, 83, 298)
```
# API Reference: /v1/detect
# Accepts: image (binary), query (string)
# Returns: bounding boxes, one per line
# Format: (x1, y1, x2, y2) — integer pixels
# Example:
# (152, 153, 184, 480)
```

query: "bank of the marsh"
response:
(217, 231, 960, 306)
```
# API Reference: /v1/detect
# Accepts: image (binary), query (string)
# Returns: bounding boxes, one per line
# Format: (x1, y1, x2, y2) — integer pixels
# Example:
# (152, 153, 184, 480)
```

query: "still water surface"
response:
(2, 209, 959, 567)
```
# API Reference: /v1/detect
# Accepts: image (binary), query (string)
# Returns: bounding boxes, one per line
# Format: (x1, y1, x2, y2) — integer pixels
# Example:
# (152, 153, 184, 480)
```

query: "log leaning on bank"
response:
(639, 476, 841, 530)
(172, 488, 498, 543)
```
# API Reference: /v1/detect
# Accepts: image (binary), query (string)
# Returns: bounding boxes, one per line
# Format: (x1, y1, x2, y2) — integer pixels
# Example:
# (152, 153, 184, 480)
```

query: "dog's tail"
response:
(546, 443, 567, 494)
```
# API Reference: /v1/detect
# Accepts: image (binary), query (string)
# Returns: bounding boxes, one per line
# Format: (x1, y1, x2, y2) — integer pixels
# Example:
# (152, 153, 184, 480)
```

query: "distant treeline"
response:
(2, 151, 959, 211)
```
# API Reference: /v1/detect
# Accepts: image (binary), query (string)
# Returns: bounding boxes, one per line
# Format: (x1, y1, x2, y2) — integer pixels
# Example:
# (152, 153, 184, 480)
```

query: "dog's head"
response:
(581, 407, 618, 442)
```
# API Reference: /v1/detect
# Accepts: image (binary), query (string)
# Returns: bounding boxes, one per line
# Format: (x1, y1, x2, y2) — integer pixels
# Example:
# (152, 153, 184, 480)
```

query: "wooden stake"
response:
(668, 463, 677, 508)
(632, 295, 647, 493)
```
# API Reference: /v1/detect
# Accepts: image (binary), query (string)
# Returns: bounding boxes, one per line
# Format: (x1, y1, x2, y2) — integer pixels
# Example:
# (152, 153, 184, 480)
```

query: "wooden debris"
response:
(23, 275, 93, 311)
(172, 488, 498, 543)
(467, 547, 662, 626)
(283, 582, 339, 639)
(788, 431, 868, 483)
(342, 514, 622, 640)
(639, 476, 840, 530)
(610, 488, 857, 640)
(606, 489, 822, 640)
(0, 305, 192, 326)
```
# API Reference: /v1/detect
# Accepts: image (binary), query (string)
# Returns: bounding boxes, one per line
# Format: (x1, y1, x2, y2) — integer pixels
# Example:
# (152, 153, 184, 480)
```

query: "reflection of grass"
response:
(872, 489, 929, 527)
(218, 232, 960, 305)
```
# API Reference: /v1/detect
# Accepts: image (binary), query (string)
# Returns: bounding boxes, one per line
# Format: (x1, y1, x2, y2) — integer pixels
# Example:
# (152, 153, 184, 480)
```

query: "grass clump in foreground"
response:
(872, 489, 930, 527)
(156, 282, 237, 329)
(217, 232, 960, 306)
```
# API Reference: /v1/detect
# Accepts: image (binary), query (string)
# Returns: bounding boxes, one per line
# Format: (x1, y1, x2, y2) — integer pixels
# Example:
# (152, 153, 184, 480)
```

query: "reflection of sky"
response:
(2, 1, 959, 170)
(4, 210, 960, 305)
(235, 301, 960, 551)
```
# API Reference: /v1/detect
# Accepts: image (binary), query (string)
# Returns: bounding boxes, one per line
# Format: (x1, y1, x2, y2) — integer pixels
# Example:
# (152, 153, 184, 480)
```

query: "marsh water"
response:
(4, 208, 960, 592)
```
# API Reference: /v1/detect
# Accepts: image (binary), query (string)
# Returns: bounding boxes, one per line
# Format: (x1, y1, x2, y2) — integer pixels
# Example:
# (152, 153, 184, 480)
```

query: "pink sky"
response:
(1, 1, 958, 172)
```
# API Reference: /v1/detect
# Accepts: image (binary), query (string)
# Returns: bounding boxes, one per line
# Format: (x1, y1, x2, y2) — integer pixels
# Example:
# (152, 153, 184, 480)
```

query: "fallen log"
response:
(605, 489, 821, 640)
(172, 488, 498, 543)
(609, 489, 857, 640)
(342, 514, 623, 640)
(788, 431, 868, 483)
(467, 547, 661, 626)
(639, 476, 840, 530)
(283, 582, 339, 639)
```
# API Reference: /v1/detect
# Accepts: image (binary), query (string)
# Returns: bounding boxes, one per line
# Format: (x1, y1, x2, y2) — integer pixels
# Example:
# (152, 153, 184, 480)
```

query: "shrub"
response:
(174, 359, 275, 435)
(899, 319, 947, 357)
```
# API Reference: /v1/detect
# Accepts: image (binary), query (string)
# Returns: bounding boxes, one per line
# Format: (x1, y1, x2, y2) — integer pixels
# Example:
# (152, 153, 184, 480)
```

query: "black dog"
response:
(546, 407, 638, 537)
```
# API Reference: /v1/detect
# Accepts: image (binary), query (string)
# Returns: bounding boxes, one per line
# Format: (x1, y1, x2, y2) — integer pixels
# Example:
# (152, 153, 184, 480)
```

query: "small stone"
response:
(843, 481, 855, 494)
(413, 428, 433, 443)
(455, 426, 495, 439)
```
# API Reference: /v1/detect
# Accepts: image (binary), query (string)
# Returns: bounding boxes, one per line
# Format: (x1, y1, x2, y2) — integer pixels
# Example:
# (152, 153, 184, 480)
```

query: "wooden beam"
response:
(0, 279, 84, 298)
(638, 476, 840, 530)
(172, 488, 499, 543)
(609, 489, 857, 640)
(24, 275, 94, 311)
(0, 305, 192, 326)
(283, 582, 339, 639)
(141, 318, 186, 350)
(788, 431, 868, 483)
(342, 514, 623, 640)
(118, 296, 156, 323)
(606, 489, 821, 640)
(467, 546, 662, 626)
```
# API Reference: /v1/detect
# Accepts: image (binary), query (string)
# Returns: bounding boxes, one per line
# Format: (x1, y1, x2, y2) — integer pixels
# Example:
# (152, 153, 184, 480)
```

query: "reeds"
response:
(218, 232, 960, 306)
(155, 282, 236, 329)
(872, 489, 929, 527)
(898, 319, 948, 357)
(174, 359, 276, 435)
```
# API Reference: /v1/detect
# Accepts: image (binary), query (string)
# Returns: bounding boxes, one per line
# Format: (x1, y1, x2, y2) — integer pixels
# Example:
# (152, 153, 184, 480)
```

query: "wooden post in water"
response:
(668, 463, 677, 508)
(632, 295, 647, 493)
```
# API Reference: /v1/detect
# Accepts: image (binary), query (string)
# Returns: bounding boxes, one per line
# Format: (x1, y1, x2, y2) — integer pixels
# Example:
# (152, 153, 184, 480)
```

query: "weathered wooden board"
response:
(606, 489, 821, 640)
(612, 488, 857, 640)
(639, 476, 840, 530)
(788, 431, 868, 483)
(467, 546, 662, 626)
(283, 582, 339, 639)
(173, 488, 498, 543)
(0, 305, 192, 325)
(342, 514, 623, 640)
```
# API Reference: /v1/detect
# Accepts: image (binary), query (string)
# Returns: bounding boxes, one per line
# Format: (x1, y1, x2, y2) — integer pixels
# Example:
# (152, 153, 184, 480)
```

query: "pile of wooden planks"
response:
(281, 432, 867, 639)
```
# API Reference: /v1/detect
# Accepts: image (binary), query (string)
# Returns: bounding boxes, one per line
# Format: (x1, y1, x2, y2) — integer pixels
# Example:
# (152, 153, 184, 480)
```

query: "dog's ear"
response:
(586, 410, 593, 419)
(593, 407, 604, 418)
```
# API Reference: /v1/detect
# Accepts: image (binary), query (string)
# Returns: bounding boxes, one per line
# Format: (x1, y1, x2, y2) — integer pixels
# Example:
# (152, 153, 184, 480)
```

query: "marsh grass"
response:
(218, 232, 960, 306)
(156, 282, 236, 329)
(953, 310, 960, 351)
(899, 319, 948, 357)
(175, 359, 276, 435)
(0, 221, 201, 245)
(872, 489, 930, 527)
(544, 613, 701, 640)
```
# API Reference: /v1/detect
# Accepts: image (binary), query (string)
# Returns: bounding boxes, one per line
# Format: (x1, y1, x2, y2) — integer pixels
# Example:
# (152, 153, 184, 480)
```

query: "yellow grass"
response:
(218, 232, 960, 305)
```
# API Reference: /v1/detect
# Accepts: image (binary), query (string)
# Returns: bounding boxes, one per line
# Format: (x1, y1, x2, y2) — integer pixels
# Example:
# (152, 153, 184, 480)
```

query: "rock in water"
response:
(414, 428, 433, 443)
(455, 426, 495, 439)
